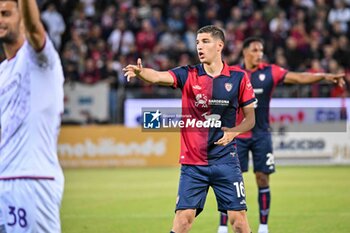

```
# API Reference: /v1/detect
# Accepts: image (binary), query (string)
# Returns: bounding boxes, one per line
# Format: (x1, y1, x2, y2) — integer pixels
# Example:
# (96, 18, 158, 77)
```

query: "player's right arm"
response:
(284, 72, 345, 87)
(18, 0, 46, 51)
(123, 58, 174, 86)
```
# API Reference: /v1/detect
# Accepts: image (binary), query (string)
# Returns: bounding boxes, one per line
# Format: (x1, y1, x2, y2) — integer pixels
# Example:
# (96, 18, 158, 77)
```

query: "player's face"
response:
(244, 41, 264, 68)
(196, 32, 223, 64)
(0, 1, 21, 44)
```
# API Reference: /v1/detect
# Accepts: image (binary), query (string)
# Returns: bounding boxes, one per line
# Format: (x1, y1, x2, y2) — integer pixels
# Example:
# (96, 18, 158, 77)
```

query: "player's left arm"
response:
(284, 72, 345, 87)
(18, 0, 46, 51)
(215, 103, 255, 146)
(215, 71, 256, 146)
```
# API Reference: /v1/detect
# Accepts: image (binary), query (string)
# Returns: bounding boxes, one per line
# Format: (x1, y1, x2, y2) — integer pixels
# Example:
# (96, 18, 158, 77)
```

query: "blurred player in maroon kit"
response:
(217, 37, 345, 233)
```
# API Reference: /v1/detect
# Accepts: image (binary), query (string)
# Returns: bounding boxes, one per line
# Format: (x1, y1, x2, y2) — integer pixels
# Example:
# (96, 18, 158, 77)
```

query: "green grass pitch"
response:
(61, 166, 350, 233)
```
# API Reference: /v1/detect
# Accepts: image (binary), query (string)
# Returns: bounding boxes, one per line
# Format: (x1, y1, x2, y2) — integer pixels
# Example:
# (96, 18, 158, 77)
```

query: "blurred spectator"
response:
(137, 0, 152, 19)
(201, 7, 218, 27)
(247, 10, 268, 37)
(101, 59, 120, 123)
(238, 0, 256, 20)
(136, 19, 157, 53)
(285, 37, 305, 70)
(183, 23, 198, 55)
(80, 58, 101, 84)
(226, 7, 247, 44)
(167, 8, 185, 33)
(307, 59, 325, 97)
(334, 35, 350, 68)
(126, 7, 141, 33)
(41, 3, 66, 50)
(273, 47, 289, 68)
(328, 0, 350, 33)
(269, 11, 290, 47)
(328, 59, 346, 97)
(158, 30, 182, 52)
(289, 22, 310, 55)
(63, 29, 87, 73)
(321, 44, 336, 71)
(262, 0, 281, 22)
(108, 19, 135, 56)
(80, 0, 96, 18)
(61, 48, 80, 83)
(100, 5, 117, 39)
(71, 9, 91, 37)
(149, 7, 165, 34)
(184, 5, 199, 27)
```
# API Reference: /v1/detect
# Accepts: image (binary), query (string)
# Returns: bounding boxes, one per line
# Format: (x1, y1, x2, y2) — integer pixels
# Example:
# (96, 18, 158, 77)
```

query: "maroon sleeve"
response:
(239, 72, 256, 107)
(271, 64, 288, 87)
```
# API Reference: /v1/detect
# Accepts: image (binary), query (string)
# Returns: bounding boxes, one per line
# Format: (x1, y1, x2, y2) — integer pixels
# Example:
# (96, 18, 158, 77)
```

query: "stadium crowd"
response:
(1, 0, 349, 123)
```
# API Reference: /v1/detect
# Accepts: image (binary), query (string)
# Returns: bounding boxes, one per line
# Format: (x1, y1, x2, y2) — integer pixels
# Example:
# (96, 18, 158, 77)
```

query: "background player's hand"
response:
(214, 127, 239, 146)
(324, 73, 345, 87)
(123, 58, 143, 82)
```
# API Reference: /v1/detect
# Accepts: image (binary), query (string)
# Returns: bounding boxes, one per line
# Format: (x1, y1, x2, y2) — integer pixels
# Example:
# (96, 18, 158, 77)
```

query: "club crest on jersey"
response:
(259, 74, 266, 81)
(224, 83, 233, 92)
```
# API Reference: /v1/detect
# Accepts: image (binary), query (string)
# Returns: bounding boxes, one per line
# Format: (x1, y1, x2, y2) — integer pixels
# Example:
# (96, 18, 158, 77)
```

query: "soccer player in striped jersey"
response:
(124, 25, 255, 233)
(217, 37, 345, 233)
(0, 0, 65, 232)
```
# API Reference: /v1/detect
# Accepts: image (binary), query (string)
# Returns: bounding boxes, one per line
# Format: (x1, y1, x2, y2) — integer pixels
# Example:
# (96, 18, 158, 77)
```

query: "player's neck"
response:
(203, 60, 223, 77)
(244, 59, 258, 71)
(3, 36, 25, 60)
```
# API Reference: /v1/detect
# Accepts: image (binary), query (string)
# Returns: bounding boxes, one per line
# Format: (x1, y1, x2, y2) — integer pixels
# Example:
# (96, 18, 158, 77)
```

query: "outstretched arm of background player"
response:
(284, 72, 345, 87)
(123, 58, 175, 86)
(215, 102, 255, 146)
(19, 0, 46, 51)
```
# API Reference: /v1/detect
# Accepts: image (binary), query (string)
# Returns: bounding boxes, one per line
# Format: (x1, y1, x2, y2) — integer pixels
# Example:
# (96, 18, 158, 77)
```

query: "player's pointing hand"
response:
(324, 73, 346, 88)
(123, 58, 143, 82)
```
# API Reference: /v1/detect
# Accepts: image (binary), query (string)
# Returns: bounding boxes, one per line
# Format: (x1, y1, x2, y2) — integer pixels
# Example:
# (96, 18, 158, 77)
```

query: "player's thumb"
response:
(137, 58, 143, 69)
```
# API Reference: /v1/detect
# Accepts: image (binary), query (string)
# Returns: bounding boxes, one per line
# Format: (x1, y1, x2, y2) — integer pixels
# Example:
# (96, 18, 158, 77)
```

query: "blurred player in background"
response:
(217, 37, 345, 233)
(124, 25, 255, 233)
(0, 0, 65, 232)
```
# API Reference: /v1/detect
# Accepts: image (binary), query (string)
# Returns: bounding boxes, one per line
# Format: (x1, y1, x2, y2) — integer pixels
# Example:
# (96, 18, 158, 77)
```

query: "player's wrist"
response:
(228, 131, 240, 138)
(135, 69, 142, 76)
(315, 73, 327, 81)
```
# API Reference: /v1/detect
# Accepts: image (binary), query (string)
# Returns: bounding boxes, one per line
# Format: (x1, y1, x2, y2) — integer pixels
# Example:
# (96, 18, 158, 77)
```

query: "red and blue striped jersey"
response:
(235, 63, 288, 138)
(168, 62, 256, 165)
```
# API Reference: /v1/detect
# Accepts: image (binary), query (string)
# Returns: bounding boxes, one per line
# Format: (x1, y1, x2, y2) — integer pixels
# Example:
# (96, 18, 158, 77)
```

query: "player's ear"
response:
(218, 40, 224, 52)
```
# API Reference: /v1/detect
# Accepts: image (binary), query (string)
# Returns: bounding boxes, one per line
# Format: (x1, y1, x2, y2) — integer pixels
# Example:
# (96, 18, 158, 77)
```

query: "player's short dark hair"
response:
(243, 37, 264, 49)
(197, 25, 225, 43)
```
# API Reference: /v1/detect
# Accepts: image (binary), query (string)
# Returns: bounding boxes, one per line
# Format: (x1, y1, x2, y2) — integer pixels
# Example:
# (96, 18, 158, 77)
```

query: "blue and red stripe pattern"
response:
(169, 62, 255, 165)
(235, 63, 288, 138)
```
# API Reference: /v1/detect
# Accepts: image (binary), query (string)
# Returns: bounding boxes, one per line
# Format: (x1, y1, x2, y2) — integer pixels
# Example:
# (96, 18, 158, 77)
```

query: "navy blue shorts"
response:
(237, 133, 275, 174)
(175, 163, 247, 216)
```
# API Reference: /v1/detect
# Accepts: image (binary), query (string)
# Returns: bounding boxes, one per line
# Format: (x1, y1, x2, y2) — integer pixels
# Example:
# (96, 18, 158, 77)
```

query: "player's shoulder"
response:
(259, 62, 285, 71)
(228, 65, 248, 78)
(188, 63, 205, 75)
(170, 64, 202, 81)
(189, 64, 201, 71)
(172, 64, 198, 71)
(258, 62, 273, 70)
